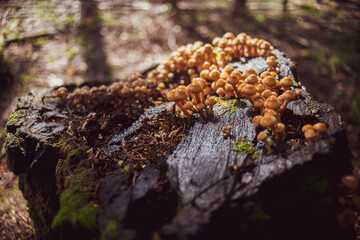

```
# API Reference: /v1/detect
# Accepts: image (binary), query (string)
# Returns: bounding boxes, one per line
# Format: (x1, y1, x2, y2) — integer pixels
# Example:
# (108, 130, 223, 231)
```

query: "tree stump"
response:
(5, 50, 353, 240)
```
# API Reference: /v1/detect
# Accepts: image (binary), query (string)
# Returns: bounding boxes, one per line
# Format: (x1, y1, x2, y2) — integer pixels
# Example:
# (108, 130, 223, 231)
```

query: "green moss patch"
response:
(214, 96, 245, 114)
(51, 136, 99, 238)
(100, 220, 118, 240)
(232, 138, 260, 159)
(6, 109, 26, 126)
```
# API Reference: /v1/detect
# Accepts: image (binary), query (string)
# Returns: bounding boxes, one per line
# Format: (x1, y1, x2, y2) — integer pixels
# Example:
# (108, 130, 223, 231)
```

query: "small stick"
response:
(215, 109, 230, 119)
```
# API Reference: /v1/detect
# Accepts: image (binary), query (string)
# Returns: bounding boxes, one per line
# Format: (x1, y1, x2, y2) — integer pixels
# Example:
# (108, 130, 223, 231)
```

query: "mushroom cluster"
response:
(302, 122, 328, 143)
(54, 32, 326, 149)
(53, 73, 155, 108)
(167, 81, 217, 122)
(337, 171, 360, 228)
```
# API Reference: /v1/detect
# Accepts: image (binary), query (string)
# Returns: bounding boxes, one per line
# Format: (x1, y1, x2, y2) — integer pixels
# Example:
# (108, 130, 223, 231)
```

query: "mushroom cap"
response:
(282, 90, 296, 101)
(264, 109, 277, 117)
(225, 83, 235, 92)
(200, 69, 210, 79)
(209, 69, 221, 81)
(301, 124, 313, 133)
(183, 101, 194, 110)
(212, 37, 221, 46)
(313, 122, 327, 134)
(56, 87, 68, 95)
(224, 65, 234, 74)
(204, 86, 211, 96)
(260, 71, 271, 78)
(231, 70, 242, 79)
(304, 129, 317, 141)
(121, 86, 131, 95)
(188, 82, 203, 94)
(264, 95, 282, 110)
(242, 68, 256, 79)
(195, 103, 205, 111)
(174, 89, 188, 101)
(263, 76, 277, 87)
(192, 78, 207, 89)
(99, 85, 107, 91)
(341, 175, 359, 190)
(274, 80, 282, 90)
(202, 61, 211, 69)
(256, 84, 266, 93)
(245, 74, 258, 85)
(223, 32, 235, 39)
(73, 88, 82, 95)
(260, 115, 277, 128)
(274, 123, 285, 133)
(177, 85, 187, 91)
(216, 87, 225, 96)
(266, 56, 278, 67)
(220, 72, 228, 79)
(216, 79, 226, 88)
(280, 77, 293, 88)
(242, 84, 257, 96)
(253, 92, 261, 100)
(252, 115, 263, 128)
(257, 131, 268, 141)
(253, 99, 264, 108)
(205, 97, 217, 106)
(227, 75, 239, 85)
(90, 86, 98, 94)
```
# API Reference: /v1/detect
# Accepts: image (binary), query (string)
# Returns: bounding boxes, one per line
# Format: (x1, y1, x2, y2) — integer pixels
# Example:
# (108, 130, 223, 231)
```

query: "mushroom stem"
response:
(176, 101, 192, 117)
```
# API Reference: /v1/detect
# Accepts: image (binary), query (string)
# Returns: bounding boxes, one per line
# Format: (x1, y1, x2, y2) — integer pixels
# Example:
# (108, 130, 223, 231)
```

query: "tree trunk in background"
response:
(79, 0, 110, 82)
(235, 0, 247, 11)
(283, 0, 288, 12)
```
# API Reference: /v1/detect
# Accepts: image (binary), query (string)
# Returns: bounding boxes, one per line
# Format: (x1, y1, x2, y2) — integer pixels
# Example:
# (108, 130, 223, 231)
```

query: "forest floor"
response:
(0, 0, 359, 239)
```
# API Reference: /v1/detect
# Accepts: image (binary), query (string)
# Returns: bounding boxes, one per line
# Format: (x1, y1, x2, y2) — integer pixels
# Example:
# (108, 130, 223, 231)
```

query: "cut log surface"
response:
(5, 50, 353, 240)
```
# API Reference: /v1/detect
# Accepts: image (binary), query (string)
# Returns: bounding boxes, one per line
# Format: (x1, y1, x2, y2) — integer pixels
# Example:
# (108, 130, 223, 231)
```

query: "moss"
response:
(232, 138, 260, 159)
(213, 96, 245, 114)
(7, 109, 26, 126)
(118, 165, 130, 175)
(100, 220, 118, 240)
(51, 187, 98, 231)
(5, 133, 26, 174)
(50, 136, 99, 239)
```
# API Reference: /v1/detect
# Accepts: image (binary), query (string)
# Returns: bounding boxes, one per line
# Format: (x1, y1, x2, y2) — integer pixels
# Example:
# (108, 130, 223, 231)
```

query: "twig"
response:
(215, 109, 230, 119)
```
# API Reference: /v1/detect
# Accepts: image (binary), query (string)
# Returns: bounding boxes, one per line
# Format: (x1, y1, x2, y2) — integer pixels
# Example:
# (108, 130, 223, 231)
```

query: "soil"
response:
(0, 0, 359, 239)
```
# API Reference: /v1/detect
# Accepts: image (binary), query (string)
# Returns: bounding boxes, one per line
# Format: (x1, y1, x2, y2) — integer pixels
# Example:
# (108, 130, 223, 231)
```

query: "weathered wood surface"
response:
(5, 50, 353, 240)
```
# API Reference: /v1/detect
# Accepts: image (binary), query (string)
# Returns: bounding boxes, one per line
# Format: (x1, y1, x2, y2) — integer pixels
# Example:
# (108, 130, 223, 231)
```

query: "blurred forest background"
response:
(0, 0, 359, 239)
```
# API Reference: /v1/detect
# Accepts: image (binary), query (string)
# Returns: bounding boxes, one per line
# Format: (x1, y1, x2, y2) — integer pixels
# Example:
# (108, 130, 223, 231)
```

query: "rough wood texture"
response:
(5, 50, 353, 240)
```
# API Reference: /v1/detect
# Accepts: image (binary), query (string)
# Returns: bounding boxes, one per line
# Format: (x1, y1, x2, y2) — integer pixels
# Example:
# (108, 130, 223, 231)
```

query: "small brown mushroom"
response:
(262, 76, 277, 91)
(205, 97, 217, 119)
(252, 115, 263, 128)
(273, 123, 286, 141)
(187, 82, 203, 104)
(167, 89, 192, 117)
(302, 124, 313, 133)
(279, 90, 295, 116)
(55, 87, 68, 103)
(313, 122, 327, 139)
(221, 125, 232, 137)
(264, 95, 282, 113)
(195, 103, 208, 120)
(257, 131, 272, 153)
(304, 129, 317, 142)
(280, 77, 293, 91)
(341, 175, 359, 191)
(260, 115, 277, 129)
